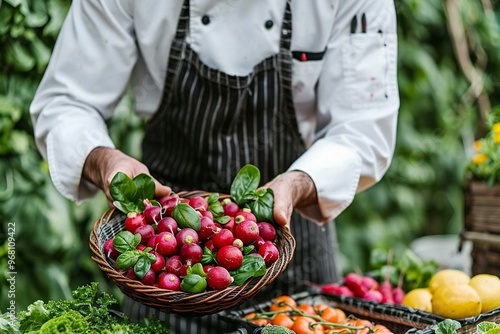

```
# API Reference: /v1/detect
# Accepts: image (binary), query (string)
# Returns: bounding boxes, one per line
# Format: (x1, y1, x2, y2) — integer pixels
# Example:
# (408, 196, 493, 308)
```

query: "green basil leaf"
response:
(248, 188, 274, 223)
(209, 202, 224, 218)
(134, 256, 151, 280)
(241, 191, 258, 203)
(146, 253, 156, 263)
(110, 172, 138, 205)
(172, 203, 201, 230)
(230, 164, 260, 206)
(214, 215, 231, 225)
(187, 263, 207, 278)
(201, 247, 216, 265)
(143, 247, 153, 254)
(206, 193, 219, 204)
(230, 255, 266, 286)
(242, 244, 255, 255)
(116, 250, 140, 270)
(133, 174, 155, 206)
(113, 201, 140, 214)
(113, 231, 139, 253)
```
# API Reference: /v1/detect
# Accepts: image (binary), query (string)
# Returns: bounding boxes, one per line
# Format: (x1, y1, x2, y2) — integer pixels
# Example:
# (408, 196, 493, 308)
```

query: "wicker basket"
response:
(462, 177, 500, 277)
(90, 190, 296, 315)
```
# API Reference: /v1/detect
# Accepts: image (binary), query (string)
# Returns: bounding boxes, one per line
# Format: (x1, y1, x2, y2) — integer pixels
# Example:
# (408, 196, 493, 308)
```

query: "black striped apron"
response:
(127, 1, 341, 332)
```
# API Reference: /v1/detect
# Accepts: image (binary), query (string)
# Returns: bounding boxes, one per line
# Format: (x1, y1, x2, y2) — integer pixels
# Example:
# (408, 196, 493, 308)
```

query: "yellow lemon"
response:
(402, 288, 433, 312)
(428, 269, 471, 294)
(469, 274, 500, 313)
(431, 284, 482, 319)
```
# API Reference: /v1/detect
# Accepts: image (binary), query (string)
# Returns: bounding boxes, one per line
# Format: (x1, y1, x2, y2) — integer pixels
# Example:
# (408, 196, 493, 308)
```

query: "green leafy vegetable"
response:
(172, 203, 201, 231)
(477, 322, 500, 334)
(110, 172, 155, 214)
(38, 310, 89, 333)
(230, 255, 266, 286)
(187, 263, 207, 278)
(201, 247, 216, 265)
(435, 319, 462, 334)
(113, 231, 141, 253)
(113, 231, 156, 279)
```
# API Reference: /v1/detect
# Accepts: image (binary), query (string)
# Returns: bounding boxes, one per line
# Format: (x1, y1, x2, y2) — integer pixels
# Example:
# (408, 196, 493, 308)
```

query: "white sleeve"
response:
(30, 0, 136, 203)
(289, 0, 399, 223)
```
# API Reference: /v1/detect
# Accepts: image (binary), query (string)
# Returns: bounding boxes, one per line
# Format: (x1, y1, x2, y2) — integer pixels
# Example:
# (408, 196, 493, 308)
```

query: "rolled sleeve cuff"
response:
(288, 140, 361, 224)
(46, 121, 115, 203)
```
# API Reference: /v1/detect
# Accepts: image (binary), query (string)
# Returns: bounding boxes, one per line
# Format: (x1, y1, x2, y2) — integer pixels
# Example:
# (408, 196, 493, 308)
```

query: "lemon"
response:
(402, 288, 433, 312)
(431, 284, 482, 319)
(469, 274, 500, 313)
(428, 269, 470, 294)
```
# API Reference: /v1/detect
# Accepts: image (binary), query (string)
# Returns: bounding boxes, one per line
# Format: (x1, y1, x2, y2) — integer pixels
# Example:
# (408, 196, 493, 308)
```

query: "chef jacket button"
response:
(265, 20, 273, 29)
(201, 15, 210, 25)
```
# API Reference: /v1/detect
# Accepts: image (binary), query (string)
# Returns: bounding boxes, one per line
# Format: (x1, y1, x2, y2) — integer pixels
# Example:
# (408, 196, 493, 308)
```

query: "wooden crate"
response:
(462, 178, 500, 277)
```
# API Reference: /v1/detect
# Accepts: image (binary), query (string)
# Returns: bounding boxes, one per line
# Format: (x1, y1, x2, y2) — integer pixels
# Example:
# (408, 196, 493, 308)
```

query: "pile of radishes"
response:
(103, 193, 280, 293)
(320, 273, 406, 305)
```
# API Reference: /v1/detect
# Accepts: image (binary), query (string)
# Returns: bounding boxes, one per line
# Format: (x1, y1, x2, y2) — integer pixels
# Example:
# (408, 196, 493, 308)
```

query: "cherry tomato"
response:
(271, 313, 294, 329)
(291, 316, 323, 334)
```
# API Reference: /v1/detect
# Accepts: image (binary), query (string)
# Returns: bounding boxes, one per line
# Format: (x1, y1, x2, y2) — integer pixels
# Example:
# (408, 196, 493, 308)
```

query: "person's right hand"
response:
(82, 147, 171, 206)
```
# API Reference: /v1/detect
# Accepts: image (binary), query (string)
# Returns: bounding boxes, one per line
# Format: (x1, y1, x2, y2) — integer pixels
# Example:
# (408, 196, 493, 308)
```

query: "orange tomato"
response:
(314, 304, 346, 323)
(344, 318, 373, 334)
(243, 312, 269, 326)
(373, 324, 393, 334)
(291, 316, 323, 334)
(270, 295, 297, 313)
(297, 303, 316, 315)
(271, 313, 294, 329)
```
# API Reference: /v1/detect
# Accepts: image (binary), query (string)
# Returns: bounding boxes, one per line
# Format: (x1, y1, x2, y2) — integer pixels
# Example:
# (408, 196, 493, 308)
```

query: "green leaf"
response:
(133, 174, 155, 206)
(214, 215, 231, 225)
(113, 231, 140, 253)
(206, 193, 219, 204)
(134, 256, 151, 279)
(230, 164, 260, 206)
(242, 244, 255, 255)
(31, 36, 51, 72)
(18, 300, 50, 333)
(209, 202, 224, 218)
(7, 40, 35, 72)
(187, 263, 207, 278)
(112, 201, 139, 214)
(116, 250, 140, 270)
(180, 274, 207, 293)
(172, 203, 201, 231)
(435, 319, 461, 334)
(248, 188, 274, 222)
(201, 247, 216, 265)
(110, 172, 138, 207)
(230, 255, 266, 286)
(146, 252, 156, 263)
(478, 322, 500, 334)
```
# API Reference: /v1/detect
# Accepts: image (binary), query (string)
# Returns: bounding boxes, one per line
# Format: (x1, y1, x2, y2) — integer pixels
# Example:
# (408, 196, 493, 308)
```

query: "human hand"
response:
(82, 147, 171, 206)
(262, 171, 318, 228)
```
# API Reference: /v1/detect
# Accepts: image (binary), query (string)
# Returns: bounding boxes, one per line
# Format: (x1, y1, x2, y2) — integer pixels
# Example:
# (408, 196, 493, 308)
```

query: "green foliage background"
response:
(1, 0, 499, 312)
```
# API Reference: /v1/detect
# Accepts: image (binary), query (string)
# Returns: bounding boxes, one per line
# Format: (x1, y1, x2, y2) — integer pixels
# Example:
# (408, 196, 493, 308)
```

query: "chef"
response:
(30, 0, 399, 332)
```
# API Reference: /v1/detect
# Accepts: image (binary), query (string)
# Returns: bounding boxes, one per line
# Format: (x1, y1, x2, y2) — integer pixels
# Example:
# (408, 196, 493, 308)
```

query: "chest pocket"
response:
(292, 56, 325, 111)
(342, 33, 394, 109)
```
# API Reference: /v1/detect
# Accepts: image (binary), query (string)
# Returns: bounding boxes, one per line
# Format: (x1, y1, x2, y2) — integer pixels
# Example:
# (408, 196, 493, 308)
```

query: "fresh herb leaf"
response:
(214, 215, 231, 225)
(134, 256, 151, 279)
(435, 319, 461, 334)
(113, 231, 141, 253)
(172, 203, 201, 230)
(201, 247, 216, 265)
(230, 164, 260, 206)
(116, 250, 141, 270)
(248, 188, 274, 222)
(187, 263, 207, 278)
(110, 172, 137, 205)
(230, 255, 266, 285)
(206, 193, 219, 204)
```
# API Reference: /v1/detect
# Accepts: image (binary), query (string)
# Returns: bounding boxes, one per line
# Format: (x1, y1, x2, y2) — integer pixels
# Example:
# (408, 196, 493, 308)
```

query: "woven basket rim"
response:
(90, 191, 296, 315)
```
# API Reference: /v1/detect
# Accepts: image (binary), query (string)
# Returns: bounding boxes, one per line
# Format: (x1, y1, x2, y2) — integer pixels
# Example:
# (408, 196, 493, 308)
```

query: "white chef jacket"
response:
(30, 0, 399, 224)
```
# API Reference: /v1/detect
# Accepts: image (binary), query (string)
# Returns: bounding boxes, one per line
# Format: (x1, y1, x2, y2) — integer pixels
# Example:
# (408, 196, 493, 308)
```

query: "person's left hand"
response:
(262, 171, 318, 228)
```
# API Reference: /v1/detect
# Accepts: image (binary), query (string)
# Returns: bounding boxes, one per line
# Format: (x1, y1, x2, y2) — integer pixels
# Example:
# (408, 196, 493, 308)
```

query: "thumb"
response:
(273, 196, 292, 228)
(153, 178, 172, 198)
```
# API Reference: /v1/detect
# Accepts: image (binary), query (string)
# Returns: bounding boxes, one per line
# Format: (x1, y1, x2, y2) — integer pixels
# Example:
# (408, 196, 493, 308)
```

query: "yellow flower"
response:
(472, 153, 487, 164)
(473, 140, 482, 151)
(494, 133, 500, 144)
(493, 123, 500, 134)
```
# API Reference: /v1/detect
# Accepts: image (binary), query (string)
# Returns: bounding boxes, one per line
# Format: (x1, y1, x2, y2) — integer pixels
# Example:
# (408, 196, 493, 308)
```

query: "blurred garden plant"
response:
(467, 107, 500, 185)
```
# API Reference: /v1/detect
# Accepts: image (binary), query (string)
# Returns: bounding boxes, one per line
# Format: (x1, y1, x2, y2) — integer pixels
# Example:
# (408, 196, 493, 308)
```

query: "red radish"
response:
(232, 238, 244, 249)
(223, 201, 240, 217)
(156, 217, 178, 234)
(393, 270, 406, 304)
(257, 222, 276, 241)
(363, 289, 383, 303)
(344, 273, 368, 298)
(216, 245, 243, 271)
(158, 272, 181, 291)
(136, 244, 146, 251)
(198, 217, 217, 240)
(204, 239, 217, 253)
(337, 286, 355, 297)
(166, 255, 187, 276)
(179, 198, 189, 204)
(207, 266, 233, 290)
(150, 251, 166, 272)
(200, 210, 214, 220)
(320, 283, 342, 295)
(254, 236, 265, 250)
(235, 220, 259, 245)
(159, 194, 180, 216)
(147, 235, 156, 249)
(125, 269, 137, 280)
(188, 196, 209, 211)
(155, 232, 178, 256)
(361, 276, 379, 291)
(203, 265, 215, 274)
(212, 229, 235, 249)
(124, 212, 145, 232)
(258, 241, 279, 267)
(143, 199, 162, 224)
(235, 210, 256, 223)
(134, 224, 155, 244)
(104, 238, 120, 260)
(139, 269, 156, 286)
(222, 217, 235, 232)
(379, 278, 394, 304)
(176, 228, 199, 245)
(180, 243, 203, 266)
